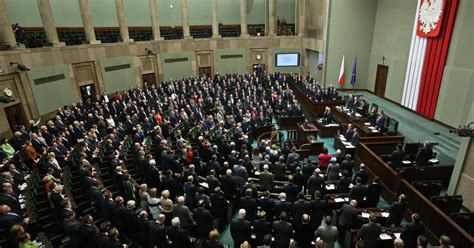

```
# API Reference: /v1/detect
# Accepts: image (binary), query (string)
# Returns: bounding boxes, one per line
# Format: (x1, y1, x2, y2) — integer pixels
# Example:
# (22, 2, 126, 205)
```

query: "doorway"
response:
(4, 104, 27, 133)
(79, 84, 96, 102)
(198, 67, 212, 78)
(142, 73, 157, 87)
(374, 64, 389, 97)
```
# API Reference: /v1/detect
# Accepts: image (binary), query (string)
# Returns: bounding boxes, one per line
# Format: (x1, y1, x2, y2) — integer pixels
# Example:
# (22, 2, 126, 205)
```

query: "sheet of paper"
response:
(325, 184, 335, 190)
(372, 130, 379, 133)
(254, 171, 260, 176)
(394, 232, 401, 239)
(364, 122, 371, 125)
(402, 160, 411, 164)
(379, 233, 392, 240)
(361, 212, 370, 218)
(429, 159, 439, 163)
(368, 126, 376, 130)
(199, 182, 209, 188)
(334, 198, 345, 203)
(381, 212, 390, 218)
(355, 113, 362, 117)
(344, 197, 350, 202)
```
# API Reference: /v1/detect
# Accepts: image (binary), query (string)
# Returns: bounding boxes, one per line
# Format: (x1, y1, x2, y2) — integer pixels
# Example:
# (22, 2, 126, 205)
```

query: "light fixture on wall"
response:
(145, 48, 156, 55)
(9, 62, 30, 71)
(169, 4, 173, 9)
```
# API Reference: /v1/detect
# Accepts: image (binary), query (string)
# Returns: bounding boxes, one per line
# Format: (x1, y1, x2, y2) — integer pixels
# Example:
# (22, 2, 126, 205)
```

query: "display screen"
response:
(275, 53, 300, 67)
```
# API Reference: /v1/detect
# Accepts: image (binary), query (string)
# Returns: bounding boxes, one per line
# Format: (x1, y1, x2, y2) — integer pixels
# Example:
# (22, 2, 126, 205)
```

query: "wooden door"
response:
(142, 73, 157, 87)
(198, 67, 212, 78)
(374, 64, 389, 97)
(4, 103, 27, 133)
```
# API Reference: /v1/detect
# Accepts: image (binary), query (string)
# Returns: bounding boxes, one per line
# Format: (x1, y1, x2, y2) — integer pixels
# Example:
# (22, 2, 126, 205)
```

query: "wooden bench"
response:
(430, 195, 463, 216)
(450, 213, 474, 236)
(412, 180, 443, 199)
(397, 165, 454, 185)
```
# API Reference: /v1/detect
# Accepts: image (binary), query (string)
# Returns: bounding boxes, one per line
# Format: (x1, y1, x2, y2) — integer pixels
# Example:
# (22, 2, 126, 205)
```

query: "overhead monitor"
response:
(275, 53, 300, 67)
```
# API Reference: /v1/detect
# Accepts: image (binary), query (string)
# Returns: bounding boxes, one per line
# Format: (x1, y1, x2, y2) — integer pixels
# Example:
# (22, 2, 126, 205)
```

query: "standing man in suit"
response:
(294, 214, 314, 248)
(400, 213, 425, 248)
(337, 200, 359, 246)
(291, 192, 311, 227)
(239, 189, 258, 221)
(365, 177, 383, 207)
(307, 169, 325, 196)
(172, 196, 194, 235)
(259, 164, 274, 192)
(358, 214, 382, 248)
(230, 209, 251, 247)
(415, 141, 433, 166)
(386, 194, 408, 227)
(272, 212, 293, 248)
(375, 110, 386, 131)
(351, 128, 360, 146)
(167, 217, 191, 248)
(345, 124, 355, 141)
(78, 214, 99, 248)
(273, 193, 292, 220)
(390, 143, 406, 168)
(309, 190, 327, 229)
(253, 211, 272, 246)
(258, 191, 275, 221)
(354, 164, 369, 185)
(349, 177, 367, 206)
(315, 216, 338, 248)
(148, 214, 168, 248)
(193, 200, 213, 242)
(340, 154, 355, 177)
(283, 175, 299, 203)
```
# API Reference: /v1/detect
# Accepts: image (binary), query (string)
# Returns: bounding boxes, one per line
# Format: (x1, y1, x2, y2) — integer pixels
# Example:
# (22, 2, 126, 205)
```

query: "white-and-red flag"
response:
(338, 55, 345, 85)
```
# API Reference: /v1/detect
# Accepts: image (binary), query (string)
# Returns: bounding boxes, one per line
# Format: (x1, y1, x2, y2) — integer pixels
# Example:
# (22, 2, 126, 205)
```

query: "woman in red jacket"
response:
(318, 146, 332, 170)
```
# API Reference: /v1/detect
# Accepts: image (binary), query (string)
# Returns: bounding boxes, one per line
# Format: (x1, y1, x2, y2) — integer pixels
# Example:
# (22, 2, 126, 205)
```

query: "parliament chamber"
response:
(0, 0, 473, 248)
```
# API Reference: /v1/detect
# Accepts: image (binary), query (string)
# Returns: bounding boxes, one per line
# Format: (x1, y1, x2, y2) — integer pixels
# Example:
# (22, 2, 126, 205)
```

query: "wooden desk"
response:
(350, 227, 403, 248)
(297, 122, 318, 139)
(334, 135, 356, 157)
(315, 120, 340, 138)
(289, 83, 345, 116)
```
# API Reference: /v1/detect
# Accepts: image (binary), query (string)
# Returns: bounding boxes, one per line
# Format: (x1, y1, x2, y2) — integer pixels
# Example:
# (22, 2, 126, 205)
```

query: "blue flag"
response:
(350, 56, 357, 86)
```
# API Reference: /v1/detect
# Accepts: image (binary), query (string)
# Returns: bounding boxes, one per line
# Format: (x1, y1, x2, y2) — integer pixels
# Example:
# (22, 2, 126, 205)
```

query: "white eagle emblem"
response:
(418, 0, 443, 34)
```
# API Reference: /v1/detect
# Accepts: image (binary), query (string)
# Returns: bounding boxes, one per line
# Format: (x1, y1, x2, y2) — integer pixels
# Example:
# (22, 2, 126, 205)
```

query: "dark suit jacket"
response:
(401, 222, 425, 248)
(193, 208, 213, 238)
(337, 176, 352, 193)
(167, 226, 190, 248)
(294, 223, 314, 248)
(230, 218, 251, 246)
(272, 220, 293, 248)
(258, 197, 275, 220)
(291, 200, 310, 226)
(239, 196, 258, 221)
(274, 200, 292, 219)
(253, 219, 272, 245)
(354, 170, 369, 185)
(0, 212, 23, 229)
(415, 147, 433, 165)
(388, 201, 407, 224)
(0, 193, 22, 215)
(259, 171, 274, 192)
(340, 159, 355, 176)
(78, 224, 99, 248)
(203, 240, 224, 248)
(359, 222, 382, 248)
(283, 183, 299, 203)
(365, 183, 383, 207)
(338, 204, 358, 228)
(309, 198, 327, 228)
(148, 221, 168, 248)
(349, 184, 367, 205)
(307, 175, 325, 195)
(390, 149, 406, 168)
